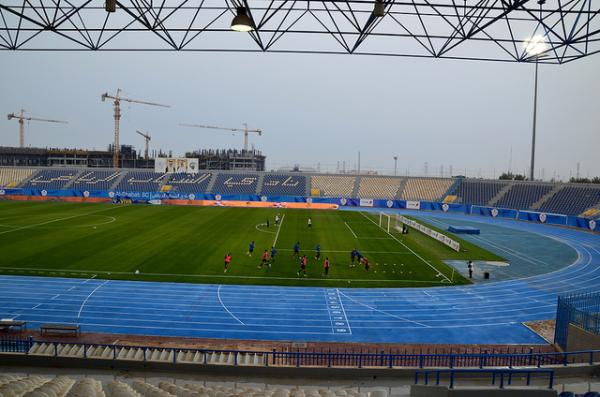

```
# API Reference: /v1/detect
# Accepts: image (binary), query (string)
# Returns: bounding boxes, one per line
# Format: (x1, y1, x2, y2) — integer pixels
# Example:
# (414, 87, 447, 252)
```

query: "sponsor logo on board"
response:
(539, 213, 547, 223)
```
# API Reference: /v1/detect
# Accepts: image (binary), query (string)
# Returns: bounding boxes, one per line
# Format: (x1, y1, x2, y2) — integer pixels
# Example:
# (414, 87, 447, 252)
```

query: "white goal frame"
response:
(378, 212, 391, 233)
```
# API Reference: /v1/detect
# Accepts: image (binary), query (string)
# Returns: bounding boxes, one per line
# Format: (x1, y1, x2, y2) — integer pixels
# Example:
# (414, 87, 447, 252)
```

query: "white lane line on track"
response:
(344, 222, 358, 238)
(0, 267, 444, 284)
(217, 285, 246, 325)
(0, 205, 125, 236)
(359, 211, 452, 283)
(337, 289, 429, 328)
(272, 214, 285, 247)
(77, 280, 109, 319)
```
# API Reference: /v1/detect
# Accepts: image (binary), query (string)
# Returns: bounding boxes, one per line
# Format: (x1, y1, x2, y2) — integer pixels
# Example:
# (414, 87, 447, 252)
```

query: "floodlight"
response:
(373, 0, 385, 17)
(105, 0, 116, 13)
(231, 7, 253, 32)
(523, 35, 547, 57)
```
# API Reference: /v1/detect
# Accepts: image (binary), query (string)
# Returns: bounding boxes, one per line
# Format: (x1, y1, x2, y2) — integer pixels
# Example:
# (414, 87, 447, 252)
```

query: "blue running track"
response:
(1, 210, 599, 345)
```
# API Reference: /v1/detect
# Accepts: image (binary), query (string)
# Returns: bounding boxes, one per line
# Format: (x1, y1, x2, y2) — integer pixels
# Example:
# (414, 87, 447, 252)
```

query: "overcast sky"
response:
(1, 50, 599, 180)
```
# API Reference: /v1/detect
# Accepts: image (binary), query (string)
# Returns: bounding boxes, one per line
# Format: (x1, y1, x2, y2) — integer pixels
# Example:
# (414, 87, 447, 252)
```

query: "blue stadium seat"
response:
(166, 172, 212, 193)
(212, 173, 259, 195)
(583, 392, 600, 397)
(22, 169, 78, 190)
(495, 183, 553, 210)
(114, 171, 167, 192)
(559, 392, 578, 397)
(71, 170, 122, 191)
(455, 180, 508, 206)
(261, 174, 306, 196)
(539, 186, 600, 215)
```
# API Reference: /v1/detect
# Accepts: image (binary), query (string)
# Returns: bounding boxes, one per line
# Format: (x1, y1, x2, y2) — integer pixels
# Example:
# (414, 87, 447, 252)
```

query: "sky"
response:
(1, 49, 599, 180)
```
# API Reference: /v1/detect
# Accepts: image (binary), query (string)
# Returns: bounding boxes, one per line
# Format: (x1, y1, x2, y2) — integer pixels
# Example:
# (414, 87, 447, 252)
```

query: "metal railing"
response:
(415, 368, 555, 389)
(1, 337, 599, 370)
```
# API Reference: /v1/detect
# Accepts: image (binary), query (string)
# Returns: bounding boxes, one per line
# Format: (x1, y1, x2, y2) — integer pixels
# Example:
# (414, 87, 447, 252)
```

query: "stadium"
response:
(1, 0, 600, 396)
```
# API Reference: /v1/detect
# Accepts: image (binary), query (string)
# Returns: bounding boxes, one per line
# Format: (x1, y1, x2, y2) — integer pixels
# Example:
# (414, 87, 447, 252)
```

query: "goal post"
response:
(378, 211, 391, 233)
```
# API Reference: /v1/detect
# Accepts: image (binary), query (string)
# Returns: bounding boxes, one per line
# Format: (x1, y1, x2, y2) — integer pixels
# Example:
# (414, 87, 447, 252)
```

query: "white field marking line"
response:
(31, 303, 42, 310)
(217, 285, 245, 325)
(0, 215, 117, 229)
(0, 267, 446, 283)
(337, 290, 429, 328)
(359, 211, 452, 283)
(273, 249, 412, 254)
(272, 214, 285, 247)
(68, 274, 97, 291)
(0, 205, 125, 235)
(344, 221, 358, 238)
(77, 280, 109, 319)
(255, 223, 276, 234)
(357, 237, 393, 240)
(334, 288, 352, 335)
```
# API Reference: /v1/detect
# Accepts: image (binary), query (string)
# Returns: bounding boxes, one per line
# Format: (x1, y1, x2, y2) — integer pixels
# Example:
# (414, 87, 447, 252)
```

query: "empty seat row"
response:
(495, 183, 553, 210)
(357, 177, 403, 199)
(455, 180, 509, 206)
(20, 169, 79, 190)
(71, 170, 122, 191)
(401, 178, 453, 201)
(311, 175, 355, 197)
(0, 167, 36, 188)
(539, 186, 600, 215)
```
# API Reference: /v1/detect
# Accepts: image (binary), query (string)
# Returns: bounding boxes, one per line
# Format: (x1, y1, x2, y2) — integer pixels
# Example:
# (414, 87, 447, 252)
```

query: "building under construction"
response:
(0, 146, 266, 171)
(185, 149, 265, 171)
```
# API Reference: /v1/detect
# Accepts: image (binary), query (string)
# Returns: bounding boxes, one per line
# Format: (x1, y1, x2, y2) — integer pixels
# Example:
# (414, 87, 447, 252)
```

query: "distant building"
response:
(185, 149, 266, 171)
(0, 146, 266, 171)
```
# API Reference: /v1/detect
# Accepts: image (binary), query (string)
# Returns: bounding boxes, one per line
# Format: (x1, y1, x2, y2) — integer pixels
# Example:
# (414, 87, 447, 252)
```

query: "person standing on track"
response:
(224, 253, 232, 273)
(247, 241, 255, 257)
(323, 257, 330, 276)
(467, 260, 473, 279)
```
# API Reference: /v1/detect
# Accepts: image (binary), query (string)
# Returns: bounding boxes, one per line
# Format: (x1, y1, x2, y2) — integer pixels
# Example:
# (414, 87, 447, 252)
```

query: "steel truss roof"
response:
(0, 0, 598, 63)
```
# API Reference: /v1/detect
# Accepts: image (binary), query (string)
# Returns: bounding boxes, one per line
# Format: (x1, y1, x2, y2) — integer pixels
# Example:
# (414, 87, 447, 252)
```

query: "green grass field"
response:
(0, 201, 503, 287)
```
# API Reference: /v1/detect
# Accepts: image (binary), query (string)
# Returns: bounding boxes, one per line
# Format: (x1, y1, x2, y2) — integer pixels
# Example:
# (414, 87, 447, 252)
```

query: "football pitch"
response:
(0, 201, 503, 287)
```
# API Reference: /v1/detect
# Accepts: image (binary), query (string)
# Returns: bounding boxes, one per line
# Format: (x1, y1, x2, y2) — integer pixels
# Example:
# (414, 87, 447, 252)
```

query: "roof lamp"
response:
(231, 7, 253, 32)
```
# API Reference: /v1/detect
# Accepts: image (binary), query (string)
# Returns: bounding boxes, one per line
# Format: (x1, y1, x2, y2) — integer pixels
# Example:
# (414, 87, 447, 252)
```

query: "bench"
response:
(40, 324, 80, 337)
(0, 319, 26, 332)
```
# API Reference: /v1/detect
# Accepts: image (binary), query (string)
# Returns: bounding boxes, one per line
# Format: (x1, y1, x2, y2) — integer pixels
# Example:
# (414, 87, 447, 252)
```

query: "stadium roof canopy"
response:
(0, 0, 598, 63)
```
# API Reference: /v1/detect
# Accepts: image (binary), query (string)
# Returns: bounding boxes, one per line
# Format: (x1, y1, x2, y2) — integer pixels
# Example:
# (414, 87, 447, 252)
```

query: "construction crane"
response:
(7, 109, 68, 148)
(101, 88, 170, 168)
(179, 122, 262, 152)
(135, 130, 151, 160)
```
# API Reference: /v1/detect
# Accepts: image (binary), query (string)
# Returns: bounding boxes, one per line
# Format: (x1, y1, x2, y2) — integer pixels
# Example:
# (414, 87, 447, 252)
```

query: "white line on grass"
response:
(272, 214, 285, 247)
(0, 205, 125, 236)
(344, 221, 358, 238)
(359, 211, 452, 283)
(77, 280, 109, 319)
(255, 223, 276, 234)
(217, 285, 246, 325)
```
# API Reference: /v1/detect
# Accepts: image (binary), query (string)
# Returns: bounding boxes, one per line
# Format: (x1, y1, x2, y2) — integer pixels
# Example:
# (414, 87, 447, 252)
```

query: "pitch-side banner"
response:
(155, 157, 199, 174)
(397, 215, 460, 252)
(406, 200, 420, 210)
(359, 198, 374, 207)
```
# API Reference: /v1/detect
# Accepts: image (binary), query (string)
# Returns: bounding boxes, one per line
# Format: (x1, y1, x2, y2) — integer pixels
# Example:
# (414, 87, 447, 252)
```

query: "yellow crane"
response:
(135, 130, 151, 160)
(7, 109, 68, 148)
(101, 89, 170, 168)
(179, 122, 262, 151)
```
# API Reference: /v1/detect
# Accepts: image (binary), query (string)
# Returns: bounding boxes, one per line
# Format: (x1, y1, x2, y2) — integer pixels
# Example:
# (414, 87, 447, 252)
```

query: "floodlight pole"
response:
(393, 156, 398, 176)
(529, 60, 539, 181)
